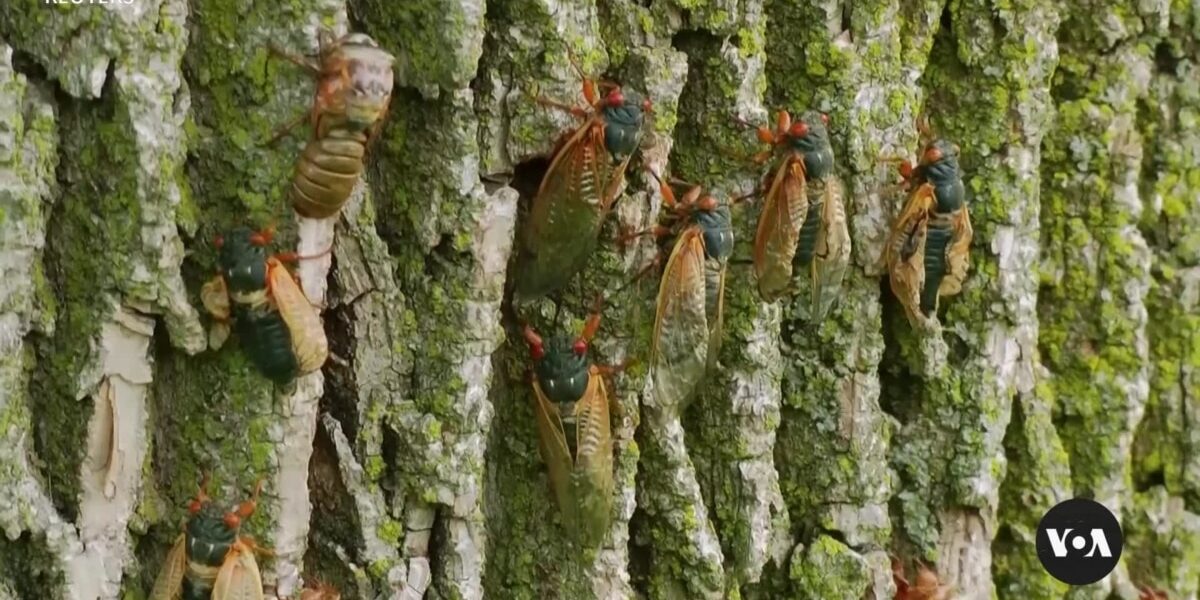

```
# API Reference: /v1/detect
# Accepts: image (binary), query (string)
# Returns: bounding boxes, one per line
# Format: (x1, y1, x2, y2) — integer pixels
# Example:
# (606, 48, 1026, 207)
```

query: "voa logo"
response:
(1036, 498, 1123, 585)
(1044, 527, 1113, 558)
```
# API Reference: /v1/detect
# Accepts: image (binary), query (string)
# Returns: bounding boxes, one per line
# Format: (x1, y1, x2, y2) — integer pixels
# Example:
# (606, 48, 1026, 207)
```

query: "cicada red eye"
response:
(922, 145, 943, 164)
(223, 513, 241, 529)
(530, 344, 545, 360)
(606, 89, 624, 107)
(213, 235, 224, 249)
(820, 113, 829, 125)
(789, 121, 809, 138)
(642, 98, 653, 112)
(188, 500, 203, 514)
(573, 339, 587, 356)
(698, 196, 719, 212)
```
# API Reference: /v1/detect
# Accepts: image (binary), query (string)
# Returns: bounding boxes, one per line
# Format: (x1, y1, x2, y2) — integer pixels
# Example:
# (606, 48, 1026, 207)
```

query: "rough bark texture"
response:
(0, 1, 1197, 599)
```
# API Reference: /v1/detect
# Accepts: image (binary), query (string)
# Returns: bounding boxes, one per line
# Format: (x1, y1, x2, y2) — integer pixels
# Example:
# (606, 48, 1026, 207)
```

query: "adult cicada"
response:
(512, 70, 652, 302)
(522, 303, 617, 550)
(200, 227, 329, 384)
(641, 173, 734, 405)
(882, 139, 972, 327)
(742, 110, 850, 318)
(271, 32, 395, 219)
(151, 475, 268, 600)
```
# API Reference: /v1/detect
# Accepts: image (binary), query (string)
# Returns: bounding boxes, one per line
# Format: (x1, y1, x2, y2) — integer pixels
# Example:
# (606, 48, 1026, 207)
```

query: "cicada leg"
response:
(267, 44, 321, 75)
(535, 95, 592, 120)
(265, 111, 311, 147)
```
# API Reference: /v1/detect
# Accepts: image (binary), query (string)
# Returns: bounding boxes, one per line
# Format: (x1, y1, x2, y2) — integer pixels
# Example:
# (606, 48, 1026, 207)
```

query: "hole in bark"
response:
(305, 420, 361, 595)
(938, 3, 953, 35)
(510, 155, 551, 204)
(1154, 40, 1180, 74)
(380, 421, 402, 510)
(321, 288, 360, 444)
(840, 3, 852, 34)
(1136, 469, 1166, 493)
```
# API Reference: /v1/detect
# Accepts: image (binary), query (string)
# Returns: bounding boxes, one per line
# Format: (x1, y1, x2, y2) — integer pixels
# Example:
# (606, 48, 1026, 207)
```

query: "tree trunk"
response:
(0, 0, 1197, 599)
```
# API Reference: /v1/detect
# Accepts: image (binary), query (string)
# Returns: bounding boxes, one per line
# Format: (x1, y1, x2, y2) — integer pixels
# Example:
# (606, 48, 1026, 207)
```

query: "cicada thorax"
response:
(233, 301, 300, 385)
(526, 321, 615, 550)
(181, 504, 240, 599)
(884, 138, 972, 325)
(513, 83, 651, 301)
(288, 33, 395, 220)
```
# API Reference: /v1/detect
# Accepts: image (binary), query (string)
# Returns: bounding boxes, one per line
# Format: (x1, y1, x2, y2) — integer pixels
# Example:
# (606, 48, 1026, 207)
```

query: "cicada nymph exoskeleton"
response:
(150, 475, 269, 600)
(200, 226, 329, 384)
(740, 109, 850, 320)
(521, 303, 619, 550)
(512, 55, 653, 302)
(270, 32, 395, 219)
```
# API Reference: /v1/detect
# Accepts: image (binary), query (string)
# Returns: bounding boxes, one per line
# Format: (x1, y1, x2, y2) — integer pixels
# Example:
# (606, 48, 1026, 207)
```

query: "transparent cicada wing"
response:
(531, 381, 574, 527)
(515, 117, 622, 300)
(808, 175, 851, 321)
(570, 371, 614, 548)
(885, 183, 936, 325)
(266, 258, 328, 374)
(211, 541, 264, 600)
(149, 534, 187, 600)
(754, 155, 808, 301)
(938, 203, 973, 298)
(651, 226, 710, 406)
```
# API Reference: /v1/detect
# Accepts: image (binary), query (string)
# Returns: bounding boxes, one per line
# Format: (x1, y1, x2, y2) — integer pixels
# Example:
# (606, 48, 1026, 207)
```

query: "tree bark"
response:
(0, 1, 1197, 599)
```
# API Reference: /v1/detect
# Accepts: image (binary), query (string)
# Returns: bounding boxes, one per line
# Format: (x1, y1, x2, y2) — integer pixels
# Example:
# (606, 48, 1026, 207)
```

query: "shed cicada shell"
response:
(521, 304, 618, 549)
(742, 109, 850, 319)
(882, 138, 973, 327)
(512, 63, 652, 302)
(200, 227, 329, 384)
(150, 475, 268, 600)
(636, 172, 734, 406)
(891, 556, 953, 600)
(271, 32, 395, 219)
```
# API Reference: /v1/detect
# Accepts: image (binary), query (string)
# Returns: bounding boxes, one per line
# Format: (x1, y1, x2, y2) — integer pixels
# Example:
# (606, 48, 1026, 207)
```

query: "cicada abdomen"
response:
(648, 176, 734, 406)
(749, 110, 850, 318)
(522, 310, 615, 550)
(151, 476, 266, 600)
(513, 77, 652, 302)
(278, 33, 395, 219)
(201, 227, 328, 383)
(883, 139, 972, 327)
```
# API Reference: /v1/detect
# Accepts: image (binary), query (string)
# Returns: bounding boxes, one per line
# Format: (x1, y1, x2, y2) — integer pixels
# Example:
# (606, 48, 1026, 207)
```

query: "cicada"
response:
(891, 557, 953, 600)
(521, 305, 617, 549)
(882, 139, 973, 327)
(271, 32, 395, 219)
(744, 110, 850, 318)
(512, 73, 652, 301)
(151, 475, 267, 600)
(1136, 585, 1169, 600)
(300, 578, 341, 600)
(200, 227, 329, 384)
(644, 174, 734, 405)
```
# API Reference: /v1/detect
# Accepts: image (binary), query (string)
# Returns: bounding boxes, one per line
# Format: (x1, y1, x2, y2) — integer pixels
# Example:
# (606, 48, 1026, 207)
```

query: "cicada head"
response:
(785, 110, 835, 179)
(918, 139, 961, 186)
(528, 332, 591, 405)
(336, 33, 396, 130)
(183, 495, 239, 568)
(600, 87, 650, 163)
(216, 227, 269, 294)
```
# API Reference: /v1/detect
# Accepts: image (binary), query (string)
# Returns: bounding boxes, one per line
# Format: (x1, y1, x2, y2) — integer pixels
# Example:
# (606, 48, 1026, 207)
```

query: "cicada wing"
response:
(531, 381, 574, 530)
(515, 117, 616, 300)
(938, 204, 973, 298)
(201, 276, 232, 321)
(705, 261, 727, 370)
(570, 371, 614, 549)
(266, 258, 328, 374)
(651, 227, 710, 405)
(149, 534, 187, 600)
(809, 176, 851, 321)
(211, 542, 264, 600)
(885, 184, 935, 326)
(754, 156, 808, 301)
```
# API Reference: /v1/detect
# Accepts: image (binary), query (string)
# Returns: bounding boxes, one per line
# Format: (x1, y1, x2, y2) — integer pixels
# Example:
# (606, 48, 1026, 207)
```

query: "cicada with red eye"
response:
(270, 32, 396, 219)
(300, 577, 342, 600)
(512, 64, 653, 302)
(882, 138, 973, 328)
(199, 226, 329, 384)
(151, 474, 269, 600)
(891, 556, 953, 600)
(740, 109, 850, 319)
(521, 302, 618, 549)
(627, 171, 733, 406)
